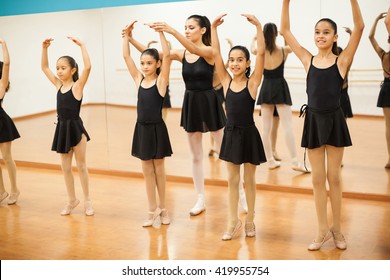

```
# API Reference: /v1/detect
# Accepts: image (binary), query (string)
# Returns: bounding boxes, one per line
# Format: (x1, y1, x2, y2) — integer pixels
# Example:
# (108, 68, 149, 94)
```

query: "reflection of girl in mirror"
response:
(0, 38, 20, 205)
(122, 21, 172, 227)
(41, 36, 94, 216)
(281, 0, 364, 250)
(147, 40, 171, 121)
(148, 15, 226, 216)
(211, 13, 267, 240)
(252, 23, 309, 173)
(369, 10, 390, 168)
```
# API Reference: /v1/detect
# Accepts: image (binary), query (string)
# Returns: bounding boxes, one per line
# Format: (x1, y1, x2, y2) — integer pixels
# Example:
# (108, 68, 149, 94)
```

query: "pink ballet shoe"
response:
(84, 200, 95, 216)
(332, 231, 347, 250)
(307, 231, 332, 251)
(60, 199, 80, 216)
(142, 207, 161, 227)
(222, 220, 242, 241)
(160, 208, 170, 225)
(0, 192, 9, 203)
(8, 191, 20, 205)
(245, 222, 256, 237)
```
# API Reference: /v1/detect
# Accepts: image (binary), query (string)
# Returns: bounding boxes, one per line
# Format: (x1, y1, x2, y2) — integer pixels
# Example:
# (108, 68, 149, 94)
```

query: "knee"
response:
(61, 164, 73, 174)
(76, 162, 88, 174)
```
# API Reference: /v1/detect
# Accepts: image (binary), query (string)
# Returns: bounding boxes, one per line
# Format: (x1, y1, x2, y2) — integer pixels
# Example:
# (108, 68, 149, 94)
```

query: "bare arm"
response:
(69, 37, 91, 100)
(280, 0, 312, 71)
(41, 38, 62, 89)
(147, 21, 213, 61)
(157, 31, 171, 97)
(122, 21, 143, 87)
(250, 36, 257, 55)
(385, 7, 390, 35)
(243, 14, 265, 99)
(211, 14, 231, 91)
(368, 12, 387, 58)
(337, 0, 364, 78)
(0, 39, 10, 97)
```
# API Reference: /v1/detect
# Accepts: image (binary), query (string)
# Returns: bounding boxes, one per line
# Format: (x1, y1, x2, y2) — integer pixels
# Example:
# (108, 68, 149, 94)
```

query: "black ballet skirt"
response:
(51, 88, 90, 153)
(131, 82, 172, 160)
(340, 87, 353, 118)
(214, 86, 225, 105)
(0, 107, 20, 143)
(132, 120, 172, 160)
(377, 78, 390, 108)
(219, 82, 266, 165)
(300, 105, 352, 149)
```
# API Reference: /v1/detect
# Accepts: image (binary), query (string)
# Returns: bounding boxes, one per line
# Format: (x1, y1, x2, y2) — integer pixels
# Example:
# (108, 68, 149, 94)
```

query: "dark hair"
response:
(229, 45, 251, 78)
(334, 46, 343, 55)
(0, 61, 10, 92)
(315, 18, 338, 55)
(141, 48, 161, 75)
(263, 23, 278, 54)
(187, 15, 211, 46)
(58, 56, 79, 82)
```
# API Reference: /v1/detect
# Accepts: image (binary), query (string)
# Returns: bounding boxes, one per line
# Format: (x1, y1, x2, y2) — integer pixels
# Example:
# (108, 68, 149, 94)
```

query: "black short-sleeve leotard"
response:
(219, 80, 266, 165)
(301, 57, 352, 149)
(180, 51, 226, 132)
(51, 87, 90, 153)
(131, 79, 172, 160)
(0, 98, 20, 143)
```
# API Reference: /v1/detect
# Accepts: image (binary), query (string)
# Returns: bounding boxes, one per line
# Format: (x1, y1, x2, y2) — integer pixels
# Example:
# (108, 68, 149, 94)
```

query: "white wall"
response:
(0, 0, 389, 117)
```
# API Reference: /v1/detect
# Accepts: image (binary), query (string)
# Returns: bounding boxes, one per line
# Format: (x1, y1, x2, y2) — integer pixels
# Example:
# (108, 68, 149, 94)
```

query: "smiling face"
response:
(314, 20, 338, 50)
(228, 49, 250, 76)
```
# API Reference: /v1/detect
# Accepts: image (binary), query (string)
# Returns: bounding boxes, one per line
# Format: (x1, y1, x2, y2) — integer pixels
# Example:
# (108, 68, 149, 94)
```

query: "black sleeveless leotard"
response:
(51, 87, 90, 153)
(180, 51, 226, 132)
(219, 81, 266, 165)
(0, 98, 20, 143)
(257, 48, 292, 106)
(131, 80, 172, 160)
(300, 57, 352, 148)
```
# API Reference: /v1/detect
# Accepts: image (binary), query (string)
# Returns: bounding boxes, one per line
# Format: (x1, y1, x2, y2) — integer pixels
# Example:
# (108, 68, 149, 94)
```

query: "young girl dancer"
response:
(0, 38, 20, 205)
(369, 11, 390, 168)
(41, 36, 94, 216)
(122, 21, 172, 227)
(148, 15, 226, 216)
(281, 0, 364, 250)
(211, 14, 266, 240)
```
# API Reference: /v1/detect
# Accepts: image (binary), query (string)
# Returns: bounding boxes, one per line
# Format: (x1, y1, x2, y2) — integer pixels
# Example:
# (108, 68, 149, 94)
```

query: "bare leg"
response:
(141, 159, 161, 226)
(307, 146, 330, 241)
(383, 108, 390, 167)
(0, 142, 19, 198)
(271, 116, 280, 160)
(59, 149, 79, 215)
(261, 104, 280, 168)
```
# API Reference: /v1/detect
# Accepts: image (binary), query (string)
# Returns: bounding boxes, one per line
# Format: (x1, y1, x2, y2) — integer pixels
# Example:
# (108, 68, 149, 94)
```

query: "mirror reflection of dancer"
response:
(0, 38, 20, 205)
(122, 21, 172, 227)
(369, 10, 390, 168)
(281, 0, 364, 250)
(41, 37, 94, 216)
(211, 13, 267, 240)
(148, 15, 226, 216)
(253, 23, 309, 172)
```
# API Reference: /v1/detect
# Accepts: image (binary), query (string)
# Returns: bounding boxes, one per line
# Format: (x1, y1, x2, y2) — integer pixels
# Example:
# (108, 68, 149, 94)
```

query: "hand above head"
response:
(122, 20, 138, 39)
(211, 14, 227, 28)
(145, 21, 174, 34)
(0, 38, 5, 44)
(343, 27, 352, 35)
(67, 36, 83, 46)
(42, 38, 54, 48)
(376, 12, 387, 21)
(241, 14, 260, 27)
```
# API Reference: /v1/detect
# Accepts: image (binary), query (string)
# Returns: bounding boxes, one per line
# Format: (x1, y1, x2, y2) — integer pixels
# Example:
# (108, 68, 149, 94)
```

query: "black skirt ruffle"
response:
(257, 77, 292, 105)
(340, 87, 353, 118)
(377, 78, 390, 108)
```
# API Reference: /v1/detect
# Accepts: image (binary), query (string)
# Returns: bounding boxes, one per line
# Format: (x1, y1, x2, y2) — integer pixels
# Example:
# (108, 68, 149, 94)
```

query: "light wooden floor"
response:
(0, 105, 389, 260)
(0, 166, 389, 260)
